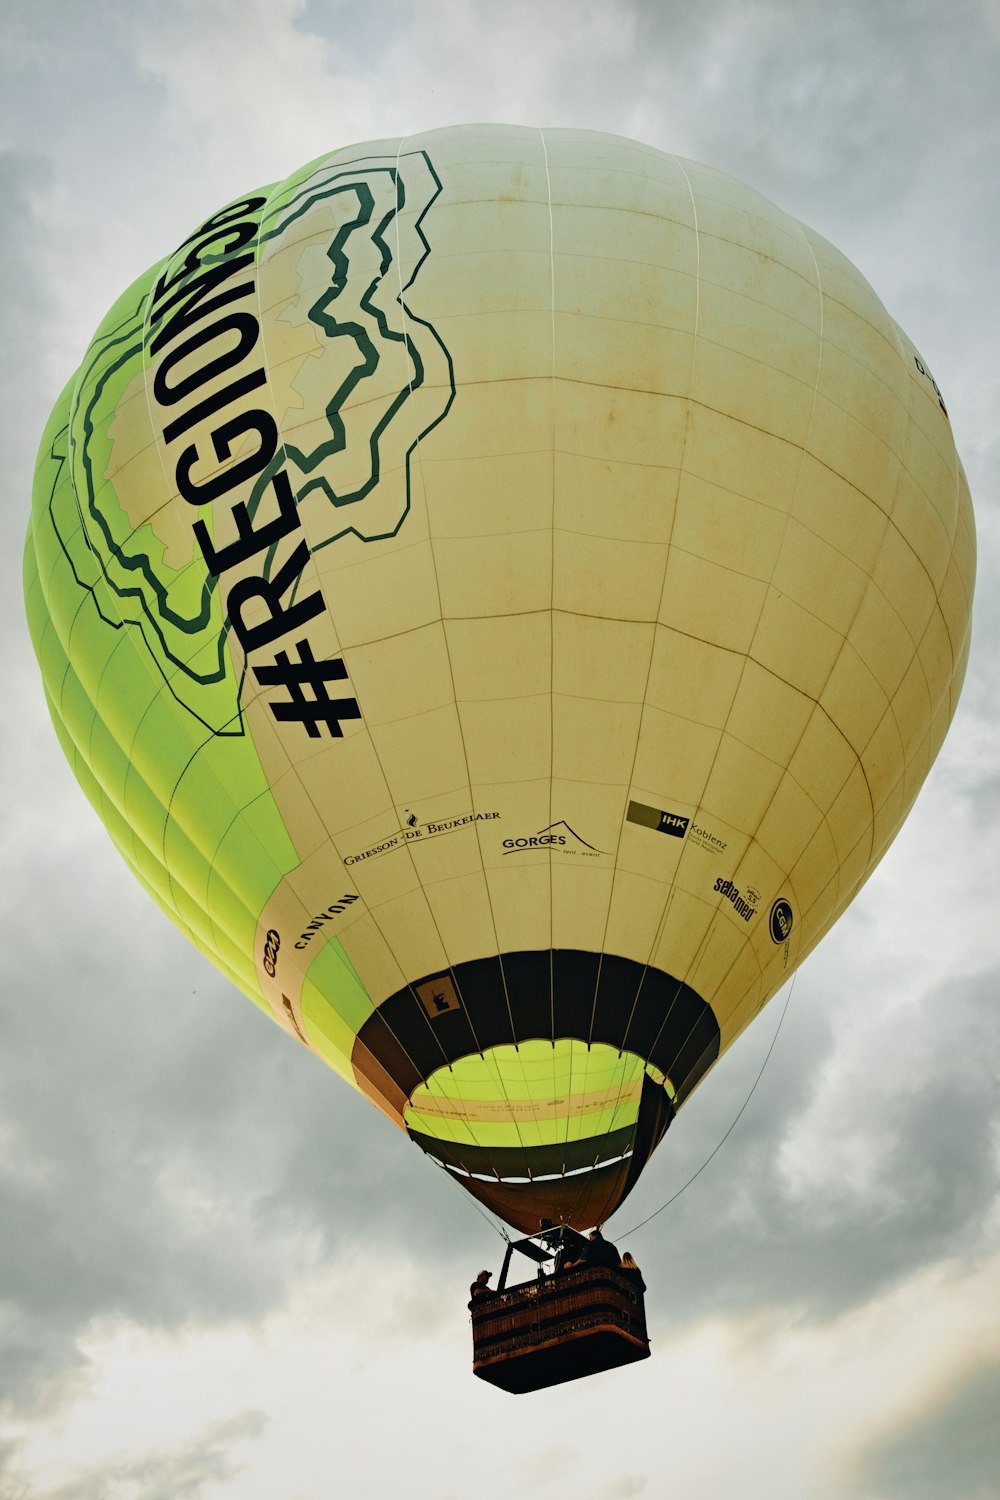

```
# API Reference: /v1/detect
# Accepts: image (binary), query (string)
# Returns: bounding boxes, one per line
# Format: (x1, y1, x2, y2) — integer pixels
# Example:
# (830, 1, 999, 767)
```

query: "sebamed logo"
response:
(502, 821, 605, 858)
(713, 877, 757, 923)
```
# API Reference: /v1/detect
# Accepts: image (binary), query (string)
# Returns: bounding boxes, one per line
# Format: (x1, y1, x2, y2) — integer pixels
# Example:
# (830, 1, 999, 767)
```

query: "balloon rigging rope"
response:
(617, 970, 798, 1242)
(429, 1156, 511, 1242)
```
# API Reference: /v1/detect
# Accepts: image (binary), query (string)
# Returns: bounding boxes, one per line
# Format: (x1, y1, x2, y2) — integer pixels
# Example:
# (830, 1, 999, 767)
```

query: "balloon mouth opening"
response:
(412, 1063, 678, 1234)
(437, 1147, 637, 1185)
(402, 1037, 652, 1155)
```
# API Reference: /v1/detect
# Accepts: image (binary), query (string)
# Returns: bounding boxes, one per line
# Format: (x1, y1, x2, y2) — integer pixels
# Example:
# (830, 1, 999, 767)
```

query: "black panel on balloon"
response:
(351, 949, 720, 1106)
(405, 1122, 641, 1181)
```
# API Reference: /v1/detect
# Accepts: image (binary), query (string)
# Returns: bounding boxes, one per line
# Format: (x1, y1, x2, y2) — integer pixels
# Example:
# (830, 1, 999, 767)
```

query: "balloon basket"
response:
(470, 1261, 650, 1394)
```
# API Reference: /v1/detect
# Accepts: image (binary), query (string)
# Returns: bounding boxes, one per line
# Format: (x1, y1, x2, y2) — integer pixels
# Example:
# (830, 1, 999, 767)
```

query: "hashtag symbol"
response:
(252, 639, 362, 738)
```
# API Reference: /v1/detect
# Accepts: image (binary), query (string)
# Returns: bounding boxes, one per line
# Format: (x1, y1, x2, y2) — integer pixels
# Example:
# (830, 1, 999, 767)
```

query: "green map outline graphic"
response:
(55, 149, 456, 736)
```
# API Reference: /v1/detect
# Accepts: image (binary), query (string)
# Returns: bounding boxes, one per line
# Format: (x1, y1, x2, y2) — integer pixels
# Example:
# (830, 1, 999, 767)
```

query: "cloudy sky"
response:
(2, 2, 998, 1496)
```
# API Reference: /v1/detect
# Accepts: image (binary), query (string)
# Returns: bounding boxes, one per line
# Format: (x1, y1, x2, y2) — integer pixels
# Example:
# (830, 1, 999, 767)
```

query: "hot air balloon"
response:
(24, 126, 974, 1259)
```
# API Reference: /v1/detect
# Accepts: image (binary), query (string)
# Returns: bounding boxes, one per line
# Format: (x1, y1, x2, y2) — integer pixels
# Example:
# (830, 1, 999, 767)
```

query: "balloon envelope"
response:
(25, 126, 975, 1231)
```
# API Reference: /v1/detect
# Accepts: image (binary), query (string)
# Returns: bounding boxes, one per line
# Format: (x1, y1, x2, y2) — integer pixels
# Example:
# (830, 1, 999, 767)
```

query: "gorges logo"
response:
(502, 821, 605, 858)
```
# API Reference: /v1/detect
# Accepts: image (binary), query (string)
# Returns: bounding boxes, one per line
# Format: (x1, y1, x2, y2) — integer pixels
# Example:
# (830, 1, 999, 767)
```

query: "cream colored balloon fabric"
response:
(25, 126, 974, 1231)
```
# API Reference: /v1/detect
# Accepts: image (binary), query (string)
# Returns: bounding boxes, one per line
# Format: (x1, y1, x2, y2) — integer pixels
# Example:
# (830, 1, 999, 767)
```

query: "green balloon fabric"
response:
(25, 127, 975, 1232)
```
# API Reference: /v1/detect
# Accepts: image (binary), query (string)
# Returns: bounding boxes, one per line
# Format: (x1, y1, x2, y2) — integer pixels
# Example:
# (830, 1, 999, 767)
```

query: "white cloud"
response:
(133, 0, 379, 186)
(4, 1246, 998, 1500)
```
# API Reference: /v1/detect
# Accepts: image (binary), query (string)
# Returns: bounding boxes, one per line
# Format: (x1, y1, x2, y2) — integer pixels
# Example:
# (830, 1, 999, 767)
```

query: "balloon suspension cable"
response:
(428, 1156, 511, 1242)
(617, 972, 798, 1241)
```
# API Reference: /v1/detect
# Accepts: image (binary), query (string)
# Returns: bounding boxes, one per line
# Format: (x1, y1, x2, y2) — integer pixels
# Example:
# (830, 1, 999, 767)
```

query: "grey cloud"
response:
(0, 150, 55, 611)
(0, 815, 483, 1416)
(0, 1, 165, 155)
(0, 1445, 31, 1500)
(847, 1352, 1000, 1500)
(33, 1411, 268, 1500)
(628, 0, 998, 194)
(958, 768, 1000, 831)
(514, 1444, 577, 1488)
(589, 1479, 649, 1500)
(614, 963, 1000, 1327)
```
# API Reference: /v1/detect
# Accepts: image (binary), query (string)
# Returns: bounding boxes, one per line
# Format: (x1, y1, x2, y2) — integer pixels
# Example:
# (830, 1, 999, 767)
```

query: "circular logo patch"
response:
(769, 898, 794, 944)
